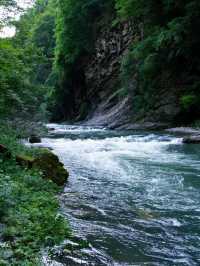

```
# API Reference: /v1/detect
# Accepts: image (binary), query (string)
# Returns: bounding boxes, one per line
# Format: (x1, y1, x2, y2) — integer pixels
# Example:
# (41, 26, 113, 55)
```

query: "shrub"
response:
(180, 94, 197, 111)
(0, 126, 71, 265)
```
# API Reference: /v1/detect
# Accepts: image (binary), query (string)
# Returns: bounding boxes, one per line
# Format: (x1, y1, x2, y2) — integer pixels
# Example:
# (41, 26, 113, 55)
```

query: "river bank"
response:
(165, 127, 200, 135)
(2, 122, 199, 265)
(0, 124, 70, 265)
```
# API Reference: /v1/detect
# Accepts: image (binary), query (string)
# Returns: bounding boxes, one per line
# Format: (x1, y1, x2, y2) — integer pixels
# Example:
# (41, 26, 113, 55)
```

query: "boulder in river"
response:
(183, 135, 200, 144)
(48, 127, 55, 131)
(29, 134, 41, 144)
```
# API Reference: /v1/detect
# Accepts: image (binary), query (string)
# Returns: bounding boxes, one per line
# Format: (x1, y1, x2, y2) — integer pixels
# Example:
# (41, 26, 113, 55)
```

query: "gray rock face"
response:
(83, 21, 137, 127)
(183, 135, 200, 144)
(84, 96, 132, 128)
(85, 21, 136, 97)
(82, 21, 180, 128)
(166, 127, 200, 135)
(72, 20, 181, 128)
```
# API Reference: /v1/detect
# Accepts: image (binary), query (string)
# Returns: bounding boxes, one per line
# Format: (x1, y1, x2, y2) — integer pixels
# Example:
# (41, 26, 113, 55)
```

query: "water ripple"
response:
(41, 124, 200, 265)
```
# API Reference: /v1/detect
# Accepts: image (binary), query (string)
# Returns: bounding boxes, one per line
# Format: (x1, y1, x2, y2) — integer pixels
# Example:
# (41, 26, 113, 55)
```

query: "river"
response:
(42, 124, 200, 266)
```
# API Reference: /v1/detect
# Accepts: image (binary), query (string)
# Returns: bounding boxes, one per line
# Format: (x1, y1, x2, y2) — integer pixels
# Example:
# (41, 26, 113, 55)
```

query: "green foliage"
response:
(180, 94, 197, 110)
(116, 0, 200, 122)
(2, 0, 200, 125)
(52, 0, 114, 120)
(191, 120, 200, 128)
(0, 39, 22, 116)
(0, 126, 71, 265)
(55, 0, 111, 67)
(0, 37, 49, 120)
(115, 0, 143, 19)
(50, 0, 200, 123)
(0, 0, 55, 121)
(0, 0, 18, 27)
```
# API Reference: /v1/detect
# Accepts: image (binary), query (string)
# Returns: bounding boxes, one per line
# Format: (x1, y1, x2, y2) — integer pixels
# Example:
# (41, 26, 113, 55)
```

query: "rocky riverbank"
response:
(165, 127, 200, 144)
(165, 127, 200, 135)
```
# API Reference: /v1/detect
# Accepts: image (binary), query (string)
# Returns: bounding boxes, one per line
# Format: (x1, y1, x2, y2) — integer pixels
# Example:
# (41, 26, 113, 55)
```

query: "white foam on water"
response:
(46, 123, 106, 134)
(42, 134, 183, 168)
(36, 132, 188, 187)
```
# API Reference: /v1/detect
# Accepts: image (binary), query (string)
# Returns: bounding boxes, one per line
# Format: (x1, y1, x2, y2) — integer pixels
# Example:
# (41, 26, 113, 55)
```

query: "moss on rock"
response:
(33, 149, 69, 186)
(16, 149, 69, 186)
(16, 155, 35, 168)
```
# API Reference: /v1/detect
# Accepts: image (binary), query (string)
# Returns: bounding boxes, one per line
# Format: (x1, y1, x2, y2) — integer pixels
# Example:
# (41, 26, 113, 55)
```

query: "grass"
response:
(0, 125, 71, 265)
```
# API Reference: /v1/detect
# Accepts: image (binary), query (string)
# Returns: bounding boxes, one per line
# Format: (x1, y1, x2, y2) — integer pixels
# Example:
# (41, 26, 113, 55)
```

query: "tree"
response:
(116, 0, 200, 122)
(0, 0, 53, 121)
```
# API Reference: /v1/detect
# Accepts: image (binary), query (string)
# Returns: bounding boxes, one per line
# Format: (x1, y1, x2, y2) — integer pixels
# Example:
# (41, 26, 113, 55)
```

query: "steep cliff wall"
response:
(83, 21, 136, 128)
(53, 1, 200, 127)
(56, 19, 182, 128)
(79, 20, 180, 129)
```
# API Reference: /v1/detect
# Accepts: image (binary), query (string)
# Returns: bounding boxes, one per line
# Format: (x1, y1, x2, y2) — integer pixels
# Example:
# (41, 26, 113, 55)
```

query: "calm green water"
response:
(43, 124, 200, 266)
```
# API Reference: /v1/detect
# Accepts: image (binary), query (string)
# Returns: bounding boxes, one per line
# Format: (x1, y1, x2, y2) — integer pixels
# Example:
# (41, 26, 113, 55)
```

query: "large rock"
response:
(33, 149, 69, 186)
(1, 144, 68, 186)
(16, 149, 69, 186)
(183, 135, 200, 144)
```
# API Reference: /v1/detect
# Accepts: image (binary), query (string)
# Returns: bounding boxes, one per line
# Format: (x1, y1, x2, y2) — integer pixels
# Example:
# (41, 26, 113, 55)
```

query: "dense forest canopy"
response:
(0, 0, 200, 124)
(116, 0, 200, 123)
(0, 0, 54, 122)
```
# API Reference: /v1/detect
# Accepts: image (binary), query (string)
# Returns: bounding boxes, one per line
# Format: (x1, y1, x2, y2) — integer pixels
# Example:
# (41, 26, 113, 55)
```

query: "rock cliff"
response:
(82, 21, 133, 127)
(66, 19, 182, 129)
(74, 20, 180, 129)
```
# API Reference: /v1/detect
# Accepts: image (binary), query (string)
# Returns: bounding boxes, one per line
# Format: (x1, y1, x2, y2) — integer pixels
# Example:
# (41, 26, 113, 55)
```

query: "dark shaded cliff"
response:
(52, 0, 200, 128)
(82, 21, 136, 128)
(56, 20, 180, 129)
(82, 21, 181, 129)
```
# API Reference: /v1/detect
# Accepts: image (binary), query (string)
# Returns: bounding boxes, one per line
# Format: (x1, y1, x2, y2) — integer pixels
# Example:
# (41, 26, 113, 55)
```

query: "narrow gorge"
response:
(0, 0, 200, 265)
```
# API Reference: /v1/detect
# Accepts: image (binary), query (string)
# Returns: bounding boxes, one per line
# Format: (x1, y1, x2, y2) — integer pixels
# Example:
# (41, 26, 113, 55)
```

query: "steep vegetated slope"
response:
(5, 0, 199, 128)
(50, 0, 200, 128)
(0, 0, 55, 124)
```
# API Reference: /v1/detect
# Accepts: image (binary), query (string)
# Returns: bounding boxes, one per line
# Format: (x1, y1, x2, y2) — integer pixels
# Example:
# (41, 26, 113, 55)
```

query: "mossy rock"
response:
(16, 155, 35, 168)
(33, 149, 69, 186)
(16, 149, 69, 186)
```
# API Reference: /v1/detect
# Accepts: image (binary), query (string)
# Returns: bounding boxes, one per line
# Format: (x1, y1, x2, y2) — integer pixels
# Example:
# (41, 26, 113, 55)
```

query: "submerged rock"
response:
(183, 135, 200, 144)
(29, 135, 41, 144)
(49, 127, 55, 131)
(33, 149, 69, 186)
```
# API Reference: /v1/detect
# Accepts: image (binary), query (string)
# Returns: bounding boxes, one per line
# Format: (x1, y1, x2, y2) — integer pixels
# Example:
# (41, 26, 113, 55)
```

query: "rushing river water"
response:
(42, 124, 200, 266)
